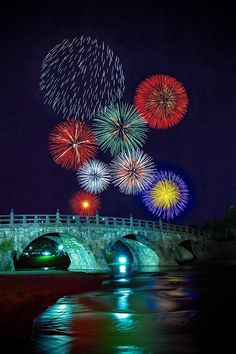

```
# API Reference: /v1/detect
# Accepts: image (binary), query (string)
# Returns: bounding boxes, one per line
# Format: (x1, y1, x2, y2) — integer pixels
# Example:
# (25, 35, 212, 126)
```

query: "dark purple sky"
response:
(0, 1, 235, 226)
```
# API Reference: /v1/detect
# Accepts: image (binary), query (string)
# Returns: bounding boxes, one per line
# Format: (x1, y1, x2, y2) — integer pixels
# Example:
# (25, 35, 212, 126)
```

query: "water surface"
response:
(26, 262, 236, 353)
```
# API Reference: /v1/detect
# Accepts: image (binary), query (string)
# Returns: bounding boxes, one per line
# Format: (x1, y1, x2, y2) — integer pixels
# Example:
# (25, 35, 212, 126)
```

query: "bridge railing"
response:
(0, 211, 206, 237)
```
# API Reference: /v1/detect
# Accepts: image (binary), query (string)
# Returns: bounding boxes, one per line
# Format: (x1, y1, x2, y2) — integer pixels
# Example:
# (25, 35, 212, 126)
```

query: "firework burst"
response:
(110, 149, 156, 195)
(69, 191, 100, 216)
(40, 36, 125, 120)
(77, 160, 111, 194)
(142, 170, 189, 219)
(93, 102, 148, 156)
(49, 118, 97, 171)
(134, 74, 188, 129)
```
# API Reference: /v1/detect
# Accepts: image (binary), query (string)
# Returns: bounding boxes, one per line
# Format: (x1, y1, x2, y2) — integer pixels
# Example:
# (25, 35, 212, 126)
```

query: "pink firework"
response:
(110, 149, 156, 195)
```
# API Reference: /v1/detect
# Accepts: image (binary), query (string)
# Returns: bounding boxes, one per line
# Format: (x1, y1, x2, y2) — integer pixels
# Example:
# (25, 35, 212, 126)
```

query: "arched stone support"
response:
(0, 220, 206, 271)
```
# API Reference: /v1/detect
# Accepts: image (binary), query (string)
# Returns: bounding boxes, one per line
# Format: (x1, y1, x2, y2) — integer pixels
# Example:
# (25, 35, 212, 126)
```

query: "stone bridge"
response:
(0, 211, 209, 271)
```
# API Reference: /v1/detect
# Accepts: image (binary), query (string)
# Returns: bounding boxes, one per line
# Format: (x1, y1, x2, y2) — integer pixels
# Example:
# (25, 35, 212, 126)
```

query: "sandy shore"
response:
(0, 270, 109, 354)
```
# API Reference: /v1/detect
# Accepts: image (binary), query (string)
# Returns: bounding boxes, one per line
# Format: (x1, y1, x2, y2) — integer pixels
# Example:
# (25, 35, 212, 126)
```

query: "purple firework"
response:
(142, 170, 189, 219)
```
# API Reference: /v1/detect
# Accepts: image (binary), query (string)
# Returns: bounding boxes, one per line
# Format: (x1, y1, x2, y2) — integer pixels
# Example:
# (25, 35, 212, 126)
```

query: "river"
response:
(25, 261, 235, 353)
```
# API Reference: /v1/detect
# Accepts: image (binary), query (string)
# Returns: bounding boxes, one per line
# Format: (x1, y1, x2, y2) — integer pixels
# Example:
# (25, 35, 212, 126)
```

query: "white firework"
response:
(77, 160, 111, 194)
(40, 36, 125, 120)
(110, 149, 157, 195)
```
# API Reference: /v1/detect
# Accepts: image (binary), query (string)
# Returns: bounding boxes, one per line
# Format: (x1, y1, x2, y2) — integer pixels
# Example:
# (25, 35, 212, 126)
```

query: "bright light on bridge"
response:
(118, 256, 127, 264)
(42, 251, 51, 256)
(119, 265, 126, 273)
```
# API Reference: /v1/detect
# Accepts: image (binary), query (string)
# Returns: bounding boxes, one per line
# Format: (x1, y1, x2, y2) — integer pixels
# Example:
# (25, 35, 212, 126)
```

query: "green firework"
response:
(93, 102, 148, 155)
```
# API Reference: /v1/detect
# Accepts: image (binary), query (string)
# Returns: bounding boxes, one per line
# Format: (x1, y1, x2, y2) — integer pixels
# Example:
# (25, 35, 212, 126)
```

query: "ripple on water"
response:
(26, 272, 207, 353)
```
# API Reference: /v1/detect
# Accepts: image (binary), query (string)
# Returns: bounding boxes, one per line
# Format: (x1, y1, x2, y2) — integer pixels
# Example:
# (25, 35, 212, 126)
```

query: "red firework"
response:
(134, 75, 188, 129)
(49, 118, 97, 171)
(69, 191, 100, 216)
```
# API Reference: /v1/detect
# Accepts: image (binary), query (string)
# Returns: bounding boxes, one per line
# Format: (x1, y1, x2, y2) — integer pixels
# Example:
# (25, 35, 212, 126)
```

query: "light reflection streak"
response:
(112, 312, 134, 332)
(114, 313, 130, 320)
(27, 334, 72, 354)
(115, 345, 146, 354)
(26, 273, 201, 353)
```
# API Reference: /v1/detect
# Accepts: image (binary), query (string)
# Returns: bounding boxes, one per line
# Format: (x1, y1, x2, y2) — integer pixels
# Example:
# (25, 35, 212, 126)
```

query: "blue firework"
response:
(77, 160, 111, 194)
(142, 170, 189, 219)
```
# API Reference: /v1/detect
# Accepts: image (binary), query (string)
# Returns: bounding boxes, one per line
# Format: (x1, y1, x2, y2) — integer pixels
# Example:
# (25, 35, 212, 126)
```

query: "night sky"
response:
(0, 1, 235, 226)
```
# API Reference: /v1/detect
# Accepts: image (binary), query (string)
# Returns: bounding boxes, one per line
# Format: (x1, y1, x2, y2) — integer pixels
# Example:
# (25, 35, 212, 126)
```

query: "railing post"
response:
(46, 215, 49, 224)
(76, 215, 81, 225)
(34, 215, 38, 224)
(56, 209, 60, 224)
(158, 218, 163, 241)
(159, 219, 163, 231)
(96, 212, 99, 225)
(10, 208, 14, 225)
(130, 213, 133, 228)
(22, 215, 26, 224)
(66, 215, 71, 224)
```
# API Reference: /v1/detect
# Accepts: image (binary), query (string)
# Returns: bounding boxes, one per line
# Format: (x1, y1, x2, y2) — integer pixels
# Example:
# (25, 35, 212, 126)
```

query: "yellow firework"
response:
(150, 180, 180, 209)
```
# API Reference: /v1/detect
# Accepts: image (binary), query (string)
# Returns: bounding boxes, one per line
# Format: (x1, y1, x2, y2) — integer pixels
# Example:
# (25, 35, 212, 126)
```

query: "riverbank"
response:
(0, 270, 109, 354)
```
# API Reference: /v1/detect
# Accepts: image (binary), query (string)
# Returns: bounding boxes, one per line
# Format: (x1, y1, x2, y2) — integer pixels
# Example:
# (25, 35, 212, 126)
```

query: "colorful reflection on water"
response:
(26, 271, 206, 353)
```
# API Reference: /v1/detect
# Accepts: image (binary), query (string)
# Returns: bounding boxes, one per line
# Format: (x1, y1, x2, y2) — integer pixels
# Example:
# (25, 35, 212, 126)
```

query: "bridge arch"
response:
(17, 232, 101, 271)
(109, 233, 160, 272)
(15, 234, 70, 270)
(174, 240, 195, 264)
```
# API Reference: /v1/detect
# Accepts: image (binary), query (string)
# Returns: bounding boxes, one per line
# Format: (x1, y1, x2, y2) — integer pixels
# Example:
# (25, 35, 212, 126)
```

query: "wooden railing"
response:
(0, 210, 207, 237)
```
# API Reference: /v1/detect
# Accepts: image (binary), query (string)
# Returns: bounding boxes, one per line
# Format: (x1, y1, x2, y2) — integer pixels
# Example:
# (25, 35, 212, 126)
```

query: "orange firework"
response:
(134, 74, 188, 129)
(49, 118, 97, 171)
(69, 191, 100, 216)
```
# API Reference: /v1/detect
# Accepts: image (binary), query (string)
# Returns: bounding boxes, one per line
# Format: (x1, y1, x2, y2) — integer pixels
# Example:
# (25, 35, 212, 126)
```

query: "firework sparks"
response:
(49, 118, 97, 171)
(69, 191, 100, 215)
(142, 170, 189, 219)
(110, 149, 156, 195)
(77, 160, 111, 194)
(40, 36, 125, 120)
(134, 74, 188, 129)
(93, 102, 148, 156)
